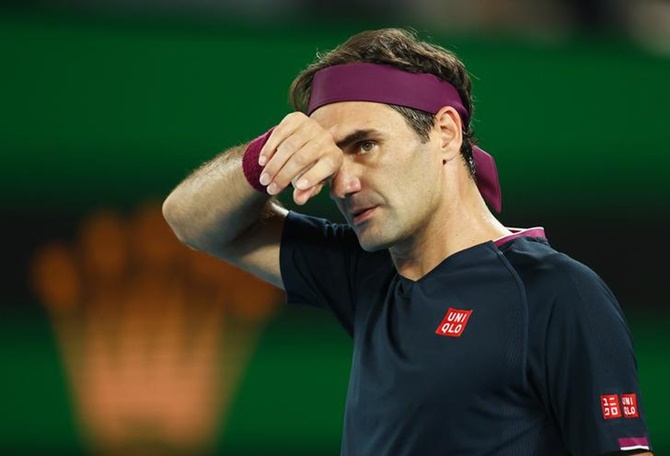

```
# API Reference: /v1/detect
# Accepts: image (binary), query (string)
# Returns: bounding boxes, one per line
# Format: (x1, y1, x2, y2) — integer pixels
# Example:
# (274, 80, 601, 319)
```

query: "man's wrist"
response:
(242, 127, 275, 193)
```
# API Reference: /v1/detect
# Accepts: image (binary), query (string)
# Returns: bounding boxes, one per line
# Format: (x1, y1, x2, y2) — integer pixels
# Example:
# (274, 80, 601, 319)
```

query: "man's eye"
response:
(359, 141, 376, 154)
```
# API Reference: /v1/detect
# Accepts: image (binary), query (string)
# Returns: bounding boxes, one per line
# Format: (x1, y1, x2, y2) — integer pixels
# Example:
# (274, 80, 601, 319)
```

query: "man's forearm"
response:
(162, 144, 273, 254)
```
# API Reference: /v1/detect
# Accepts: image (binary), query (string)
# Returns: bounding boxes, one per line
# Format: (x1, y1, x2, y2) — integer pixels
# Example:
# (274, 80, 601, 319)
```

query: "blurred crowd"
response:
(9, 0, 670, 54)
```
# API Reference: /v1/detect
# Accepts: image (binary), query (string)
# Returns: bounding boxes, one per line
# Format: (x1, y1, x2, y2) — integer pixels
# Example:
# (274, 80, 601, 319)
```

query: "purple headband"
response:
(307, 63, 502, 213)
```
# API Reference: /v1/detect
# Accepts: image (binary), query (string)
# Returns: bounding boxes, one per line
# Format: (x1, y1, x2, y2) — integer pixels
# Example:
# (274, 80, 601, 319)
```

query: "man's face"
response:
(310, 101, 445, 252)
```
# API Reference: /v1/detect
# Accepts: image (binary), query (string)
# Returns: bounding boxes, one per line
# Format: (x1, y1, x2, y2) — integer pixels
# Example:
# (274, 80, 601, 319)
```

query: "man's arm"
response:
(163, 143, 287, 288)
(162, 113, 342, 289)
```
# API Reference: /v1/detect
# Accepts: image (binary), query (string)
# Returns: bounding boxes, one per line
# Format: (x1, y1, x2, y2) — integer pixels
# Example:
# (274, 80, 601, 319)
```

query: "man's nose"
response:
(329, 158, 362, 200)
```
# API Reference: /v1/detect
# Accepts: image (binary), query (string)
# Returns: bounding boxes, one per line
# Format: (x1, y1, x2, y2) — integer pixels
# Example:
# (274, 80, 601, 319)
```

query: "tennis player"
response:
(162, 28, 653, 455)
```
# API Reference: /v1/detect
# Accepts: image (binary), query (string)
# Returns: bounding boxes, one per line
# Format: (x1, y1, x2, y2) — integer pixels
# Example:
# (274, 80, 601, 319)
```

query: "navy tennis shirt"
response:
(279, 212, 652, 455)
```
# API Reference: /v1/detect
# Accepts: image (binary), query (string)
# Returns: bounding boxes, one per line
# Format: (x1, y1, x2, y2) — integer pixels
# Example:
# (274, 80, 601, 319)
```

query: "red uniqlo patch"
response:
(621, 393, 639, 418)
(435, 308, 473, 337)
(601, 394, 622, 419)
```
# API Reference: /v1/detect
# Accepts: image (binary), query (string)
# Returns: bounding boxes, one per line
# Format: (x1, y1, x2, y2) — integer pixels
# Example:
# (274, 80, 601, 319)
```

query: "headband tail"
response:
(472, 146, 502, 213)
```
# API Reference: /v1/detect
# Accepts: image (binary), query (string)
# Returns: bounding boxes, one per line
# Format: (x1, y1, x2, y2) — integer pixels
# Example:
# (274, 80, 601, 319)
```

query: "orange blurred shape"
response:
(28, 202, 283, 456)
(78, 209, 128, 282)
(130, 201, 185, 269)
(226, 265, 282, 323)
(185, 246, 228, 286)
(184, 243, 283, 323)
(31, 242, 81, 313)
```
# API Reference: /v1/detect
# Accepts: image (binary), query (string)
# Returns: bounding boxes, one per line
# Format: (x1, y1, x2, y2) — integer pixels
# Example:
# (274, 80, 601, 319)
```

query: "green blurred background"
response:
(1, 2, 668, 455)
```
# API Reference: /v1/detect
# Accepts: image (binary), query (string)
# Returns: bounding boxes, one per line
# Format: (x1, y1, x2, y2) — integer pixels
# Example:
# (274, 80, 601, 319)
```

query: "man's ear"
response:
(434, 106, 463, 162)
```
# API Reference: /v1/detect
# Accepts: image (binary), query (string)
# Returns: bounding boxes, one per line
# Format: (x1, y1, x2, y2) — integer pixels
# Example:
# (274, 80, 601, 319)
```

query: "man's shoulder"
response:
(499, 236, 618, 319)
(500, 236, 603, 289)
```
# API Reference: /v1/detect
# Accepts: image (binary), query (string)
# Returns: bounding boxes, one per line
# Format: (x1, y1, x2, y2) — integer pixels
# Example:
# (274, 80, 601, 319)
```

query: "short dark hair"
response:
(289, 28, 477, 175)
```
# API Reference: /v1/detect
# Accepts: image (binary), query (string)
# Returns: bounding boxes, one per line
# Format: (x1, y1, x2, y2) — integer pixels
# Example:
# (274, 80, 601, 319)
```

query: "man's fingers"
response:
(259, 112, 304, 166)
(292, 155, 340, 192)
(265, 140, 321, 195)
(266, 134, 340, 196)
(257, 112, 341, 196)
(260, 133, 311, 190)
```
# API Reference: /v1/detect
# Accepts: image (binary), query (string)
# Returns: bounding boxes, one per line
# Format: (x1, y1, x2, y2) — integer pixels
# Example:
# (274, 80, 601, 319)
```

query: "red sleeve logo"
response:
(601, 394, 621, 419)
(435, 308, 473, 337)
(621, 393, 639, 418)
(601, 393, 640, 420)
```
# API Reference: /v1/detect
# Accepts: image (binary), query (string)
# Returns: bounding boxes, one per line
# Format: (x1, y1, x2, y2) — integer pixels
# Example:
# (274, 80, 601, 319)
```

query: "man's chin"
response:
(355, 231, 392, 252)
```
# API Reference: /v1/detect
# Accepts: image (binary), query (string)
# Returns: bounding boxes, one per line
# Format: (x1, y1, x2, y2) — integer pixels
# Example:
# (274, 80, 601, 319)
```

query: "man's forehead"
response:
(309, 101, 399, 139)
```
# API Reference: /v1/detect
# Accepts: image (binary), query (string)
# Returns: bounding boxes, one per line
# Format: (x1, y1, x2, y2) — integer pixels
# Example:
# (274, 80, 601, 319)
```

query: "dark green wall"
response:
(2, 11, 669, 214)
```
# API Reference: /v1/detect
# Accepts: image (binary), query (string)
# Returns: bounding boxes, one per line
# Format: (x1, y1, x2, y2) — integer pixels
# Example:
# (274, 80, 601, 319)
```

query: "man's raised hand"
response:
(258, 112, 343, 205)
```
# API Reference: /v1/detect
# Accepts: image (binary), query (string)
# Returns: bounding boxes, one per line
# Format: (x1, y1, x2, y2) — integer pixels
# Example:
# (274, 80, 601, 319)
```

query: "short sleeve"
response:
(280, 211, 364, 335)
(542, 261, 652, 455)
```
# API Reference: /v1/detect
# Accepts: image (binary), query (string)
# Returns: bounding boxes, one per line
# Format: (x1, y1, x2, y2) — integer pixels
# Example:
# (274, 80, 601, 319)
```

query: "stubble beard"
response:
(355, 212, 404, 253)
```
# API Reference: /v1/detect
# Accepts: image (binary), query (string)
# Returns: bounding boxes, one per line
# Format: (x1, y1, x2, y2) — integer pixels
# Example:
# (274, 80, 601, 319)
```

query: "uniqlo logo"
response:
(621, 393, 639, 418)
(601, 394, 621, 419)
(435, 308, 473, 337)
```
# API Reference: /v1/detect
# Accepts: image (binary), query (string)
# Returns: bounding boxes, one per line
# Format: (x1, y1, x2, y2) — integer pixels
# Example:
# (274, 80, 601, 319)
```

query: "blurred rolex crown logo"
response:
(30, 201, 282, 455)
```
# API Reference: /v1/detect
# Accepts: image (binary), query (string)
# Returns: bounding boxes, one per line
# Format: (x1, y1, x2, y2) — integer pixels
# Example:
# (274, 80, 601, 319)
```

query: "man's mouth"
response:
(350, 206, 377, 225)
